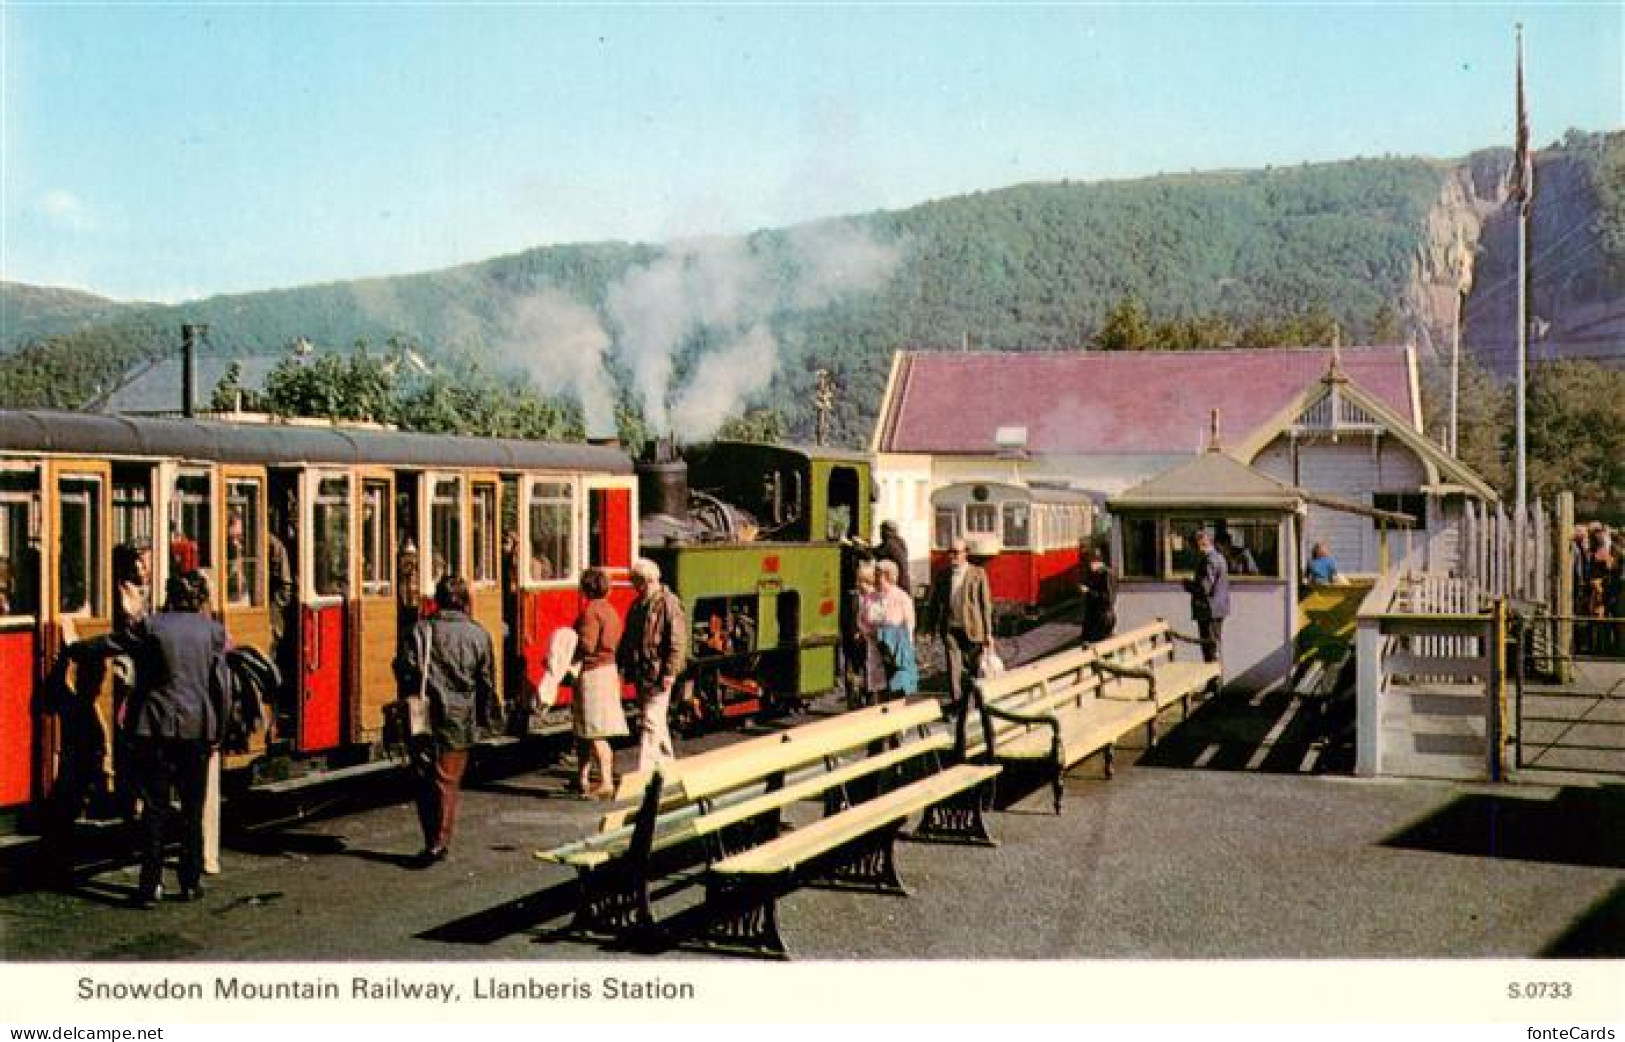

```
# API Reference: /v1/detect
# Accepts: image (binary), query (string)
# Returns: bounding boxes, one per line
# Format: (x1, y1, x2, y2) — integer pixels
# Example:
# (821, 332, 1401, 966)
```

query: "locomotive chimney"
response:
(636, 435, 689, 521)
(181, 323, 208, 419)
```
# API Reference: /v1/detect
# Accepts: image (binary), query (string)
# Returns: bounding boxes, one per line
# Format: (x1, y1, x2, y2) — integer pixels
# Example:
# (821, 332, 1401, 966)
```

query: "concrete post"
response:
(1355, 615, 1382, 776)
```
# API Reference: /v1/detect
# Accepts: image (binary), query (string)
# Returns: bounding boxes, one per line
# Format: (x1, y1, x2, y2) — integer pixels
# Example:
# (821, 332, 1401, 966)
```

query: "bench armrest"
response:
(1095, 660, 1158, 701)
(1166, 629, 1206, 647)
(983, 704, 1063, 762)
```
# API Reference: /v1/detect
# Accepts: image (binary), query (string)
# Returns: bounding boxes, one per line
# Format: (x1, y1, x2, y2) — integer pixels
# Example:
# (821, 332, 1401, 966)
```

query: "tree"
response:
(1095, 295, 1152, 351)
(717, 408, 785, 444)
(1525, 360, 1625, 520)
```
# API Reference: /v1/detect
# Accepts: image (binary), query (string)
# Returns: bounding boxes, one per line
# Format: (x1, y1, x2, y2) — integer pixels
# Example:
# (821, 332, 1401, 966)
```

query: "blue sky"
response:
(2, 3, 1620, 303)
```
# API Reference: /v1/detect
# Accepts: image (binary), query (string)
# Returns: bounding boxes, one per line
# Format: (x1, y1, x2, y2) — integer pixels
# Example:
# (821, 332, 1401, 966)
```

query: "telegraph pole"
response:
(814, 369, 835, 446)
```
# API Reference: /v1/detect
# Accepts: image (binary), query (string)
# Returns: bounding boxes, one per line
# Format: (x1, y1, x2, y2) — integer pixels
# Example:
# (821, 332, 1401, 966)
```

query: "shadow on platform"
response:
(1381, 785, 1625, 871)
(1133, 687, 1356, 775)
(1540, 881, 1625, 957)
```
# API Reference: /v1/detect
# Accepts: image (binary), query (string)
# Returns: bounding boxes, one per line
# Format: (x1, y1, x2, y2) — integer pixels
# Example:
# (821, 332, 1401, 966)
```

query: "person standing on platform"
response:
(877, 521, 912, 595)
(1079, 548, 1117, 644)
(397, 575, 497, 866)
(1185, 530, 1231, 665)
(619, 558, 687, 773)
(571, 567, 629, 798)
(117, 570, 230, 907)
(927, 537, 995, 759)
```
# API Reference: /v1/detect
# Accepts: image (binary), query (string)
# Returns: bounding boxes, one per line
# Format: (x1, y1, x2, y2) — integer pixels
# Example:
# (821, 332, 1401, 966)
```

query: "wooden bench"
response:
(965, 646, 1159, 813)
(534, 699, 999, 952)
(1091, 619, 1223, 719)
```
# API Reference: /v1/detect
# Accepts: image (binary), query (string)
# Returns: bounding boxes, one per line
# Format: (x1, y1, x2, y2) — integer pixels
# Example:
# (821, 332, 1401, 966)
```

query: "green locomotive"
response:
(636, 439, 871, 731)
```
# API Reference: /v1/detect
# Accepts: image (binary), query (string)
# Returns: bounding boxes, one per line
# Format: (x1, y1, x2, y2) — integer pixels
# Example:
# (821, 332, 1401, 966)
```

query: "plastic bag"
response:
(977, 648, 1005, 679)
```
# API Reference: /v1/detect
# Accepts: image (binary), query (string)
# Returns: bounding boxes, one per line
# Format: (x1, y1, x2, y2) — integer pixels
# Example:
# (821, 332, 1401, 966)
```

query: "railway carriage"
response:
(929, 480, 1095, 626)
(0, 408, 634, 829)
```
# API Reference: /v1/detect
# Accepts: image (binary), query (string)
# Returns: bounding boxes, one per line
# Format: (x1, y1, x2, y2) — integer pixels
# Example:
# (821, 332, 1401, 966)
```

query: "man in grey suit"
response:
(1186, 530, 1231, 665)
(927, 537, 995, 759)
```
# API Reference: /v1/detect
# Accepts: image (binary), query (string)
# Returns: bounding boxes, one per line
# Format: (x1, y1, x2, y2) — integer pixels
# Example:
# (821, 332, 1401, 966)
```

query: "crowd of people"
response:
(1573, 522, 1623, 655)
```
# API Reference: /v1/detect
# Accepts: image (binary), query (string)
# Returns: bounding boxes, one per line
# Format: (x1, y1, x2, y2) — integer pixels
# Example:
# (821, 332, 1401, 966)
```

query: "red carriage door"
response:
(517, 476, 579, 693)
(299, 470, 352, 753)
(0, 466, 42, 808)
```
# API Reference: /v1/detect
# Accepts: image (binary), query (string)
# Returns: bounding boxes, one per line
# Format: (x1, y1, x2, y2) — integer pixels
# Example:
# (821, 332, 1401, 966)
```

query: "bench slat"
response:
(711, 764, 1001, 877)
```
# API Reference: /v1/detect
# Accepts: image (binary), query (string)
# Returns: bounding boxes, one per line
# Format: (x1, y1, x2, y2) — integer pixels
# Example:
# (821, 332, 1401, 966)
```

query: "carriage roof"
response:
(931, 480, 1095, 506)
(0, 409, 632, 473)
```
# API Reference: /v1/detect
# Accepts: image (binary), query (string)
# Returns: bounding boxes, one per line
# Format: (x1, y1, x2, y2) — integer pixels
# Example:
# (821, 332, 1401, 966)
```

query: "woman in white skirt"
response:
(572, 567, 629, 798)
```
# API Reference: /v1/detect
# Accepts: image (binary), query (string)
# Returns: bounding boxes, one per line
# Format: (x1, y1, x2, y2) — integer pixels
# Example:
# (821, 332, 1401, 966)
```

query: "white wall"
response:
(1116, 579, 1295, 694)
(1253, 435, 1428, 575)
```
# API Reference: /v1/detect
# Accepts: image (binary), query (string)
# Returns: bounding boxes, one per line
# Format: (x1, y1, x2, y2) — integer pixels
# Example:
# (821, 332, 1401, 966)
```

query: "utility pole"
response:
(1512, 23, 1533, 516)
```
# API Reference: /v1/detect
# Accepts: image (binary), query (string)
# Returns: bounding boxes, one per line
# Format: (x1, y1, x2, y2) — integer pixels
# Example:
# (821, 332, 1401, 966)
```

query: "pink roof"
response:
(876, 346, 1416, 455)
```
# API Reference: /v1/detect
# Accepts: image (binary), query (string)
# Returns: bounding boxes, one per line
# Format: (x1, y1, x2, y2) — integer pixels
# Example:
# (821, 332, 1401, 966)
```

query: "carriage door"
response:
(0, 467, 42, 809)
(355, 473, 395, 741)
(45, 461, 112, 806)
(298, 470, 352, 753)
(516, 476, 577, 691)
(467, 475, 504, 699)
(585, 476, 636, 616)
(220, 470, 270, 756)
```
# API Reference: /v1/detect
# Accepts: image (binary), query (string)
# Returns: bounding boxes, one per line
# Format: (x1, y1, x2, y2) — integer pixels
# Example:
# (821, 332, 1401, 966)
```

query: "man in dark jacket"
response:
(619, 557, 688, 773)
(1185, 530, 1231, 665)
(115, 570, 229, 907)
(877, 521, 912, 594)
(397, 575, 497, 865)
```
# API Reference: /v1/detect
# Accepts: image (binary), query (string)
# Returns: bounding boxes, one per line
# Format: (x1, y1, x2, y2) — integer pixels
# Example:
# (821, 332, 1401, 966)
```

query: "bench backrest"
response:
(668, 699, 943, 804)
(1092, 620, 1178, 670)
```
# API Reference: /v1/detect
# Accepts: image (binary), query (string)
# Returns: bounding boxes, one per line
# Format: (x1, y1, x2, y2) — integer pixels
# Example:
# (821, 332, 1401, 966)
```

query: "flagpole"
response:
(1513, 23, 1530, 516)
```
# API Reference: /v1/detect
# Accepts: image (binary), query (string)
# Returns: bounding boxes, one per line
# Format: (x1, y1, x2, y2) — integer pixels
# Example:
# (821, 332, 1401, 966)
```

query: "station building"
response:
(869, 344, 1497, 593)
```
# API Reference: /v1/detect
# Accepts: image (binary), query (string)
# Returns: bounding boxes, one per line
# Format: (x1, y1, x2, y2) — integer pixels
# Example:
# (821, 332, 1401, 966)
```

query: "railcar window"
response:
(0, 474, 39, 616)
(528, 481, 572, 582)
(471, 483, 497, 584)
(1003, 502, 1031, 550)
(965, 503, 997, 538)
(225, 480, 262, 607)
(169, 472, 212, 578)
(361, 480, 392, 596)
(58, 476, 103, 616)
(313, 476, 351, 597)
(933, 507, 959, 551)
(430, 477, 462, 584)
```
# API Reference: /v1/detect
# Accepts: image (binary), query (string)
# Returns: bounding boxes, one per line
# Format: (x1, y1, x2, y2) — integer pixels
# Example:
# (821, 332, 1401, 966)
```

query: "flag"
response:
(1508, 25, 1534, 214)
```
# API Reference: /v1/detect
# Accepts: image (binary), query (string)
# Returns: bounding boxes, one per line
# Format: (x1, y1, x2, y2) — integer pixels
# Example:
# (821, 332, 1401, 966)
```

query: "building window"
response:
(528, 481, 572, 582)
(1167, 517, 1280, 579)
(225, 479, 262, 607)
(1122, 518, 1159, 579)
(1373, 492, 1427, 530)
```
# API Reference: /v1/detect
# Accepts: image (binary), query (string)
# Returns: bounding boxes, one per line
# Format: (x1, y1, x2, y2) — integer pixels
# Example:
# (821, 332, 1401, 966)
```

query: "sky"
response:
(2, 2, 1620, 304)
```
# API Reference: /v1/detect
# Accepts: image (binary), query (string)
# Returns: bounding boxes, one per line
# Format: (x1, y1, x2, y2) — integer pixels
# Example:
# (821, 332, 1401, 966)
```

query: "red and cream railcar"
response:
(929, 480, 1094, 623)
(0, 409, 634, 829)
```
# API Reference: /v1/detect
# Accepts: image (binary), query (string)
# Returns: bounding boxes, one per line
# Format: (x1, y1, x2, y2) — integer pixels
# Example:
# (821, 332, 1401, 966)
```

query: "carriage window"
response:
(112, 475, 152, 551)
(169, 472, 212, 577)
(1123, 518, 1159, 579)
(429, 477, 462, 584)
(58, 475, 102, 616)
(933, 507, 959, 551)
(313, 476, 351, 597)
(471, 483, 497, 584)
(1003, 503, 1031, 549)
(225, 480, 262, 607)
(361, 480, 392, 596)
(0, 474, 39, 617)
(965, 504, 997, 537)
(528, 481, 572, 582)
(826, 466, 860, 541)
